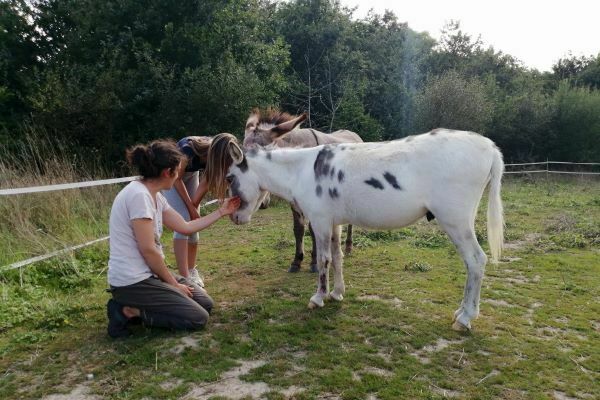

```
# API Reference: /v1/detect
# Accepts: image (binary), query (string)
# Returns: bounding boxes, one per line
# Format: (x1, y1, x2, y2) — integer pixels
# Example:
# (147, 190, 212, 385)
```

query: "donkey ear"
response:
(270, 113, 307, 138)
(245, 113, 259, 133)
(228, 141, 245, 165)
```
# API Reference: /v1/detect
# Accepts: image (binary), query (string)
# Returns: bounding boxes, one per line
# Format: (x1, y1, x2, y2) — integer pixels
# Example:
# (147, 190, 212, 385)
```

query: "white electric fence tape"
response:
(504, 170, 600, 175)
(506, 161, 600, 166)
(503, 161, 600, 175)
(2, 236, 110, 272)
(0, 176, 140, 196)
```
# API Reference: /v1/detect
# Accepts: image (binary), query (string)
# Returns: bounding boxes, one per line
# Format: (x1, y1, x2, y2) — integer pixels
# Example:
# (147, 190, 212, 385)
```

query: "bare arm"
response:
(191, 175, 209, 208)
(163, 196, 240, 235)
(174, 164, 200, 220)
(132, 218, 193, 297)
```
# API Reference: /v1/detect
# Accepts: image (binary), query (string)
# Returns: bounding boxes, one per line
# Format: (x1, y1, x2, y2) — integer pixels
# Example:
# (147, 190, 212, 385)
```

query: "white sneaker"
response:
(189, 267, 204, 287)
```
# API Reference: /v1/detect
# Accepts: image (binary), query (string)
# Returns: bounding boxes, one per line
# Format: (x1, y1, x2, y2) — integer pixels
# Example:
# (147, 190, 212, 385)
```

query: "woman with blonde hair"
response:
(163, 136, 212, 286)
(204, 133, 243, 201)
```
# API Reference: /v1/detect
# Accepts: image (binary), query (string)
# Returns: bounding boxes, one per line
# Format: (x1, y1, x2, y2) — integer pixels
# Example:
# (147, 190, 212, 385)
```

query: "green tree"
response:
(0, 1, 40, 139)
(552, 53, 592, 81)
(578, 55, 600, 89)
(27, 0, 289, 163)
(355, 11, 434, 139)
(486, 74, 555, 161)
(553, 53, 600, 90)
(274, 0, 382, 138)
(550, 82, 600, 161)
(414, 70, 492, 133)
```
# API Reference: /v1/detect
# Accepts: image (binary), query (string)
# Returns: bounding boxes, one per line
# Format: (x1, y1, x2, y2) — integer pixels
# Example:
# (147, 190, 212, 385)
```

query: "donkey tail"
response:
(487, 148, 505, 263)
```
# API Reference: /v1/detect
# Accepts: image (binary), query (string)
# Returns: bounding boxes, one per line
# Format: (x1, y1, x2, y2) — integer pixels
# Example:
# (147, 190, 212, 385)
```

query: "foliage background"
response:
(1, 0, 600, 167)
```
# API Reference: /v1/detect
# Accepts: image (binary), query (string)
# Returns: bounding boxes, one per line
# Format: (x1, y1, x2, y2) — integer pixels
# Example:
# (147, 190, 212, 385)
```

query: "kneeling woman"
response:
(107, 139, 240, 338)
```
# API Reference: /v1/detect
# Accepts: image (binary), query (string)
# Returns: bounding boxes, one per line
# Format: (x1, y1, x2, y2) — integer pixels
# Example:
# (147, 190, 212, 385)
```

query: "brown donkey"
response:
(243, 109, 363, 272)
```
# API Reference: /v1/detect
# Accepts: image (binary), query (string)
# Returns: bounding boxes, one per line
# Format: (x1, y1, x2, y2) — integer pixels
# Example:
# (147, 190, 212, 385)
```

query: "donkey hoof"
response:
(309, 264, 318, 273)
(451, 320, 471, 332)
(308, 295, 324, 309)
(344, 245, 353, 255)
(330, 291, 344, 301)
(308, 301, 323, 309)
(288, 264, 301, 273)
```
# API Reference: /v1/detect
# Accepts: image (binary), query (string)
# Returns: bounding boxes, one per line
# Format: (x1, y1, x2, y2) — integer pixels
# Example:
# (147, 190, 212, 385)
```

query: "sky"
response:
(338, 0, 600, 72)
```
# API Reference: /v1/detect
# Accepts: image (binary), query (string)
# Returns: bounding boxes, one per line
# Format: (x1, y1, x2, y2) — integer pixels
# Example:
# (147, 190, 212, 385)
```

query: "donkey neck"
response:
(249, 148, 312, 202)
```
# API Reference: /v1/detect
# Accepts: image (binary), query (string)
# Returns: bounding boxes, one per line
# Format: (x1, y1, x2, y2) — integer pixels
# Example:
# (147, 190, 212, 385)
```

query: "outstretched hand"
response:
(219, 196, 241, 216)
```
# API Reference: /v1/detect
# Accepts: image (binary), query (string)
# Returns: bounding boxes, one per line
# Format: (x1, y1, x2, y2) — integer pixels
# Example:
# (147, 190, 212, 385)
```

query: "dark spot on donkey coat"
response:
(365, 177, 384, 190)
(314, 146, 335, 180)
(328, 187, 339, 199)
(316, 185, 323, 197)
(383, 172, 402, 190)
(237, 157, 248, 172)
(229, 177, 249, 210)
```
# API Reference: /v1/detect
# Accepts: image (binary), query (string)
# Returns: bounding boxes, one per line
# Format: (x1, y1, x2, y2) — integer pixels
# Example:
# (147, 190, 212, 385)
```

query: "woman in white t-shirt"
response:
(107, 139, 240, 338)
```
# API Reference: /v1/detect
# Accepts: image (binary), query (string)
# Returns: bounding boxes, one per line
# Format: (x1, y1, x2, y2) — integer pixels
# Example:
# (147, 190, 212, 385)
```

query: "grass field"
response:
(0, 177, 599, 399)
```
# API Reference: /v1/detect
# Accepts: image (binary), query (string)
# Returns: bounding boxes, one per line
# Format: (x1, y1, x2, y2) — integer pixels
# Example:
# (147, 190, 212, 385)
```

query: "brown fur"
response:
(244, 108, 362, 149)
(252, 107, 296, 126)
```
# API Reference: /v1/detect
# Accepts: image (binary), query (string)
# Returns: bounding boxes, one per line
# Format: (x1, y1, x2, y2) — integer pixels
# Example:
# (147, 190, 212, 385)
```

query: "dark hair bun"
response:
(126, 140, 184, 179)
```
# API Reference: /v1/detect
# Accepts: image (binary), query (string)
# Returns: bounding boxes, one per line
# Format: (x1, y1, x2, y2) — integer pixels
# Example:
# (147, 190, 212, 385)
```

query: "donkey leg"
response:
(330, 225, 345, 301)
(289, 206, 306, 273)
(444, 226, 487, 331)
(308, 222, 318, 273)
(344, 224, 353, 255)
(308, 225, 332, 309)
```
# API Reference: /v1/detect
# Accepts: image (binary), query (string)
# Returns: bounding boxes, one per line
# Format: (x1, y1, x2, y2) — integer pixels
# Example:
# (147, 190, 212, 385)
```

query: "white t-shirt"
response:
(107, 180, 171, 287)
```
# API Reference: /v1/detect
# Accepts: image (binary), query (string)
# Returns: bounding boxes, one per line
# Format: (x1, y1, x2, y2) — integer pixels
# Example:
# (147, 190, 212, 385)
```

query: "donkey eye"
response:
(225, 174, 234, 183)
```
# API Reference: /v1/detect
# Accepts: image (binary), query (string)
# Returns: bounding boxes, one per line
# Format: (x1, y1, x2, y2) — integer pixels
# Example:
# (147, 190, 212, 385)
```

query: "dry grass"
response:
(0, 131, 118, 266)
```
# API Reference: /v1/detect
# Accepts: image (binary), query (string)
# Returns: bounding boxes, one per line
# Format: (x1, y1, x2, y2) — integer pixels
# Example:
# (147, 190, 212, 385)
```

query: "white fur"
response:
(228, 129, 504, 330)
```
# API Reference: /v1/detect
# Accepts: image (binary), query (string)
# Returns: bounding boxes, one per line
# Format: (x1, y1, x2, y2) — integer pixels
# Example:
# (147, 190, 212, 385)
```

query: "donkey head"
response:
(243, 109, 307, 148)
(225, 142, 268, 224)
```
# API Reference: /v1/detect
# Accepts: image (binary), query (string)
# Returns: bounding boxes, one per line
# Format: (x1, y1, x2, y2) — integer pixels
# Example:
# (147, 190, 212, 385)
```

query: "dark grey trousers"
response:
(110, 276, 214, 331)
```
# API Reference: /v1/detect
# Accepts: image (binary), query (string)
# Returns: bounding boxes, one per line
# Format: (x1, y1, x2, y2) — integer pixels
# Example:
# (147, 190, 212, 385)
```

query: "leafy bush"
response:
(414, 70, 493, 133)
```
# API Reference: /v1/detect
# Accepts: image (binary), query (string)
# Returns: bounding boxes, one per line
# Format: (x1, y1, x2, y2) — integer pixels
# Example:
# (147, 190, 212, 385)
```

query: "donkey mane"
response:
(252, 107, 296, 126)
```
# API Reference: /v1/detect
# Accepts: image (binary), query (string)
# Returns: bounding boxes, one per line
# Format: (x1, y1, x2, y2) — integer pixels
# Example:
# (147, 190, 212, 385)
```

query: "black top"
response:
(177, 136, 207, 172)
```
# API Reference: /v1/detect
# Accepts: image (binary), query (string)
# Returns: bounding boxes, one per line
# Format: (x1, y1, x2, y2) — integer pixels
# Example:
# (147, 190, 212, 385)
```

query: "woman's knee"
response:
(198, 296, 214, 315)
(188, 287, 214, 314)
(185, 307, 210, 330)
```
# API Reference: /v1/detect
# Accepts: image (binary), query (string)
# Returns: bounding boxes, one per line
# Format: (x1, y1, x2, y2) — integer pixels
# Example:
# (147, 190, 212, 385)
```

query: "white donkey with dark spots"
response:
(225, 129, 504, 331)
